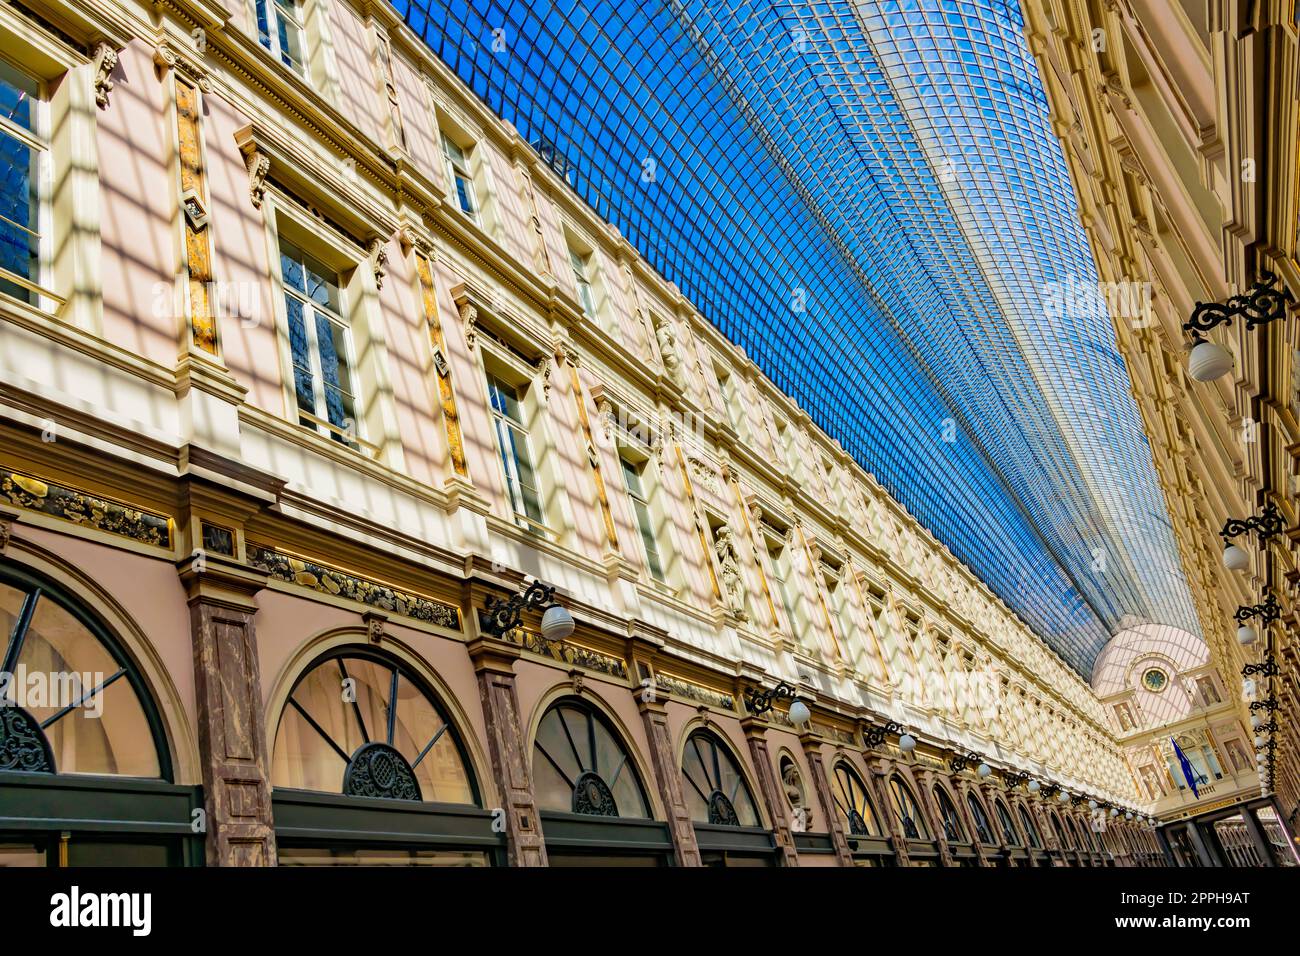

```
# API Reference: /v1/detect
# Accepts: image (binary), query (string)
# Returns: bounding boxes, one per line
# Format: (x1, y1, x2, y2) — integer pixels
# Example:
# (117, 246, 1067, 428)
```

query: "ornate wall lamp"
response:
(1237, 658, 1279, 681)
(1184, 272, 1292, 382)
(862, 719, 914, 752)
(1220, 504, 1284, 571)
(480, 580, 574, 642)
(743, 680, 810, 725)
(951, 751, 992, 778)
(1235, 591, 1280, 646)
(1002, 769, 1029, 789)
(1038, 783, 1060, 799)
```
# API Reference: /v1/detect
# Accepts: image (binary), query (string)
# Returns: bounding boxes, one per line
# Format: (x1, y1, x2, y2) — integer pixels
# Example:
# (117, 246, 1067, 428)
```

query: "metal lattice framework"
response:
(396, 0, 1200, 674)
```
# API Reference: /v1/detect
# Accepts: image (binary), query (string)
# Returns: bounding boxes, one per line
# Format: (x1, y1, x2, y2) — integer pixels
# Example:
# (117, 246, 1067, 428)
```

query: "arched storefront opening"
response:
(966, 792, 996, 846)
(531, 697, 668, 866)
(994, 797, 1028, 865)
(831, 761, 892, 865)
(681, 728, 773, 866)
(269, 646, 494, 865)
(0, 561, 197, 865)
(889, 774, 938, 865)
(934, 784, 977, 866)
(1018, 804, 1047, 864)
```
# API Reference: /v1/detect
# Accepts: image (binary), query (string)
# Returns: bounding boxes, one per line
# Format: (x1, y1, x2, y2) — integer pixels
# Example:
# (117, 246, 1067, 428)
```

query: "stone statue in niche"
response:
(713, 524, 748, 621)
(783, 762, 811, 832)
(653, 313, 684, 383)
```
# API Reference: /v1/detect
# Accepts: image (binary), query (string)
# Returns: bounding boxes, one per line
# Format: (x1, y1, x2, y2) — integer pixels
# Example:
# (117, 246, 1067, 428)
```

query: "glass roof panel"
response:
(397, 0, 1199, 674)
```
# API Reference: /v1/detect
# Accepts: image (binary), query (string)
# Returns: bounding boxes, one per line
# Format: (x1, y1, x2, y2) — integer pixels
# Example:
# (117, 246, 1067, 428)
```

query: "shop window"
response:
(994, 798, 1019, 845)
(680, 729, 759, 827)
(1018, 805, 1042, 849)
(888, 775, 928, 840)
(0, 565, 167, 778)
(933, 785, 966, 842)
(532, 698, 650, 818)
(831, 761, 879, 836)
(271, 648, 478, 805)
(966, 792, 995, 845)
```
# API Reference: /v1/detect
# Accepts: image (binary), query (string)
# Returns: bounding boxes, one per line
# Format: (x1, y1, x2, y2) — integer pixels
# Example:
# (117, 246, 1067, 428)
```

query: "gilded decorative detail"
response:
(174, 79, 217, 353)
(0, 468, 171, 548)
(565, 354, 619, 551)
(416, 254, 468, 477)
(504, 627, 627, 679)
(654, 672, 735, 711)
(247, 543, 461, 629)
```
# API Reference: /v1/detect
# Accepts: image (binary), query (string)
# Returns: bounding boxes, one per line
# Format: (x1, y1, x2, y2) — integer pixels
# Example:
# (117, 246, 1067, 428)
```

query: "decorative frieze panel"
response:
(247, 543, 460, 629)
(654, 672, 735, 711)
(503, 628, 627, 679)
(0, 468, 172, 548)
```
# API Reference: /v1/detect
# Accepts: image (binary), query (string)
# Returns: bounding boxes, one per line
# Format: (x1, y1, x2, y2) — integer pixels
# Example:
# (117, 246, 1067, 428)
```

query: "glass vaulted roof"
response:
(397, 0, 1200, 675)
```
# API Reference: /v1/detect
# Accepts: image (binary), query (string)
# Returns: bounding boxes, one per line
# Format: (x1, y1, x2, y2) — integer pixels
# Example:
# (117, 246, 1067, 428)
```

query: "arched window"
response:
(831, 761, 879, 836)
(932, 785, 967, 842)
(1051, 813, 1070, 849)
(532, 698, 650, 818)
(1018, 805, 1042, 848)
(889, 775, 929, 840)
(995, 798, 1020, 845)
(0, 564, 169, 778)
(966, 792, 995, 845)
(680, 729, 759, 827)
(271, 648, 478, 805)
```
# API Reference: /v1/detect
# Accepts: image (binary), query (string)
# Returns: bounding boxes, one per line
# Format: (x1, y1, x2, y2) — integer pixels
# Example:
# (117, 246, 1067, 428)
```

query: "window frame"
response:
(442, 133, 480, 223)
(483, 362, 548, 535)
(254, 0, 309, 79)
(0, 52, 53, 308)
(277, 237, 366, 451)
(618, 452, 665, 583)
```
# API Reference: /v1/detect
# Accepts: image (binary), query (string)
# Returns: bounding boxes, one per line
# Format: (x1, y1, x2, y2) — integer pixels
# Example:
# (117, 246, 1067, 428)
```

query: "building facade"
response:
(1023, 0, 1300, 851)
(0, 0, 1235, 867)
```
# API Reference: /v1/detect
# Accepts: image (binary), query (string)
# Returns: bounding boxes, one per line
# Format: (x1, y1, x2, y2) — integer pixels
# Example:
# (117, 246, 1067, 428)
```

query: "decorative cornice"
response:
(0, 467, 171, 549)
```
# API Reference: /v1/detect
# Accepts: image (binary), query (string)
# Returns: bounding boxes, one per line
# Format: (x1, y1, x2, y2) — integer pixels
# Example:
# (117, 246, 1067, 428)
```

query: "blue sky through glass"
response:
(396, 0, 1199, 675)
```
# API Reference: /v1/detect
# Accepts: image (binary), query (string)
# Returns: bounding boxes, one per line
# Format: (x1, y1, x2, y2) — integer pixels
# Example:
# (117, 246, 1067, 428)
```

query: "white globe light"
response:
(1255, 735, 1265, 747)
(898, 733, 917, 753)
(1027, 780, 1040, 793)
(1110, 808, 1119, 817)
(1125, 812, 1133, 820)
(1088, 800, 1098, 810)
(540, 604, 575, 641)
(1251, 714, 1263, 729)
(1257, 753, 1267, 764)
(1222, 544, 1250, 571)
(1188, 340, 1233, 381)
(1237, 625, 1258, 646)
(788, 699, 811, 726)
(977, 762, 992, 779)
(1058, 791, 1070, 803)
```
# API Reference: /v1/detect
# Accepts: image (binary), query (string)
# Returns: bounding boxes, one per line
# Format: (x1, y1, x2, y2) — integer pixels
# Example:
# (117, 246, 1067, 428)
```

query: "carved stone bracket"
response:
(239, 141, 270, 209)
(367, 236, 389, 291)
(91, 42, 119, 110)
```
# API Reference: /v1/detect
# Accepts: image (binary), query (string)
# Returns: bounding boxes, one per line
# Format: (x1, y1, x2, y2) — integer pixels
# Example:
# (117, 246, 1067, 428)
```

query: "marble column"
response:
(637, 695, 702, 866)
(744, 719, 800, 865)
(798, 732, 851, 866)
(466, 635, 547, 866)
(179, 553, 276, 866)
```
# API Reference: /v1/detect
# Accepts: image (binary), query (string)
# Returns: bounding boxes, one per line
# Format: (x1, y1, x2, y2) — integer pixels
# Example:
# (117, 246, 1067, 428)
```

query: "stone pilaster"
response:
(798, 732, 851, 866)
(740, 719, 798, 865)
(466, 635, 547, 866)
(178, 553, 276, 866)
(637, 696, 701, 866)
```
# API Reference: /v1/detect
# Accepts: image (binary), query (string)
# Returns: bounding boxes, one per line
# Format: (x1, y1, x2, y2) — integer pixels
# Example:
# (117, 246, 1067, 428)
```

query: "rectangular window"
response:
(0, 59, 45, 305)
(279, 240, 359, 448)
(569, 248, 596, 319)
(486, 372, 545, 531)
(768, 544, 799, 636)
(443, 136, 478, 222)
(255, 0, 308, 77)
(620, 455, 663, 581)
